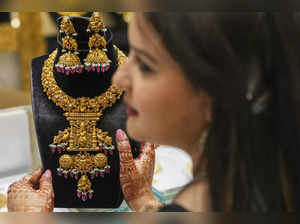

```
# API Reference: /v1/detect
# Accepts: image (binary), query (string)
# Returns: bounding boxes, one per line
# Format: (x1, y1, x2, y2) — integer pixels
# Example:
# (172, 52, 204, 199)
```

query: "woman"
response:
(7, 13, 300, 212)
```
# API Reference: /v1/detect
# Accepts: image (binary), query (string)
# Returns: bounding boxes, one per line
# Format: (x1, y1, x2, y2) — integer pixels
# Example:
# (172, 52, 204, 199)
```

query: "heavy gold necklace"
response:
(41, 47, 126, 201)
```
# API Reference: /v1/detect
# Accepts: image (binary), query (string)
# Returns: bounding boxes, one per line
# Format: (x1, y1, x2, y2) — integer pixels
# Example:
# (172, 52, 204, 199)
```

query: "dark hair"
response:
(145, 13, 300, 211)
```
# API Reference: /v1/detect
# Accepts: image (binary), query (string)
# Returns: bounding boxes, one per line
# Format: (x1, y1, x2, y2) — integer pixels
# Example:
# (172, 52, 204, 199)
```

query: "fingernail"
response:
(44, 170, 52, 178)
(116, 129, 127, 141)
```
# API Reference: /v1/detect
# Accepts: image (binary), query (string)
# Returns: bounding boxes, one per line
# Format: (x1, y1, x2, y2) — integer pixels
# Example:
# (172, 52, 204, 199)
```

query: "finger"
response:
(141, 143, 155, 155)
(135, 143, 155, 180)
(39, 170, 53, 193)
(19, 168, 43, 184)
(116, 129, 134, 163)
(137, 143, 155, 161)
(116, 129, 139, 180)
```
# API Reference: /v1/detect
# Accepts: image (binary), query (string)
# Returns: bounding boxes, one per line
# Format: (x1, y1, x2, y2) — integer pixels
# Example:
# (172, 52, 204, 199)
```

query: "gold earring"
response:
(84, 12, 111, 73)
(55, 16, 84, 75)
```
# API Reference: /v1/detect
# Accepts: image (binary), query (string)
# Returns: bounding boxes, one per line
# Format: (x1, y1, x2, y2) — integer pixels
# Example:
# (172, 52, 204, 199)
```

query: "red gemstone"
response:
(99, 145, 103, 151)
(70, 172, 74, 178)
(61, 67, 65, 73)
(90, 174, 95, 179)
(82, 194, 87, 201)
(62, 145, 66, 151)
(105, 167, 110, 174)
(51, 148, 56, 153)
(104, 150, 108, 155)
(76, 67, 83, 73)
(71, 69, 75, 74)
(88, 192, 93, 200)
(97, 66, 100, 73)
(77, 191, 82, 198)
(75, 174, 78, 180)
(57, 170, 62, 176)
(100, 172, 104, 178)
(64, 173, 68, 179)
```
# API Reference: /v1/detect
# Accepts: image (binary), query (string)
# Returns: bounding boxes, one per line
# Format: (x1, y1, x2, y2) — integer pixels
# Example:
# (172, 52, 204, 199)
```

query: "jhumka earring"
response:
(55, 16, 84, 75)
(84, 12, 111, 73)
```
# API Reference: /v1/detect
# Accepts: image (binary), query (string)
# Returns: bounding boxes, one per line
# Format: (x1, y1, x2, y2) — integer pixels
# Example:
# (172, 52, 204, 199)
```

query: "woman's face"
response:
(112, 14, 212, 149)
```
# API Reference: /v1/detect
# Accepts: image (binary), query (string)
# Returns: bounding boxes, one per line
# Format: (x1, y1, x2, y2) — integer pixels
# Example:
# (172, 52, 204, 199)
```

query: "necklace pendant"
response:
(49, 112, 115, 202)
(65, 112, 101, 152)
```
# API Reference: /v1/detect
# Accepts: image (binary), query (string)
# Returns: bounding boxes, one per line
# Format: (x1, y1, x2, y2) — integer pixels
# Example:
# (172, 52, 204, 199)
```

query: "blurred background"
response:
(0, 12, 131, 109)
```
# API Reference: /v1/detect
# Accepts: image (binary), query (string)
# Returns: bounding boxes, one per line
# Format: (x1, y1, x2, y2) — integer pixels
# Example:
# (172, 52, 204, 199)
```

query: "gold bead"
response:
(59, 154, 73, 169)
(94, 153, 108, 168)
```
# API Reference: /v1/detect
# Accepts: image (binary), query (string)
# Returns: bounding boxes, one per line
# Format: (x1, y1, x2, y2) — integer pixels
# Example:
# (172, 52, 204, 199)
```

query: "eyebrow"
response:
(130, 45, 158, 65)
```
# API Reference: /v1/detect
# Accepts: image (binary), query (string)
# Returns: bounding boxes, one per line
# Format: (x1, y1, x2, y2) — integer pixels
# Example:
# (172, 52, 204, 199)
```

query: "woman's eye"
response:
(138, 61, 153, 73)
(135, 56, 153, 73)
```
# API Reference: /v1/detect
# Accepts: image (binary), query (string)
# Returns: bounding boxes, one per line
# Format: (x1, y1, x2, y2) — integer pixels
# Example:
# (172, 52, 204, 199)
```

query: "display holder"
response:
(31, 15, 139, 208)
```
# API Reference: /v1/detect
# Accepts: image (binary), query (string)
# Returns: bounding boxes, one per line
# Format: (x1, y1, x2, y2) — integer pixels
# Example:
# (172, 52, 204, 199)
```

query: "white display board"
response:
(0, 107, 31, 177)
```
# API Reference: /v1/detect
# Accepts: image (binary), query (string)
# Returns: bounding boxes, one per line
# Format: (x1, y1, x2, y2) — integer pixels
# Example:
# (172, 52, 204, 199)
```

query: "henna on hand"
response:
(7, 168, 54, 212)
(116, 129, 162, 211)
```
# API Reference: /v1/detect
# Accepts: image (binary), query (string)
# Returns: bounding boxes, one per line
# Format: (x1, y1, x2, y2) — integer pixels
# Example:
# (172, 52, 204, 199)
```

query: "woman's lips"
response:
(126, 105, 138, 117)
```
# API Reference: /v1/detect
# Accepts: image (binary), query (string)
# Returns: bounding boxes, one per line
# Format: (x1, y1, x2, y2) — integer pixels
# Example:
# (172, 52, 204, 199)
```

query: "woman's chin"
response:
(126, 118, 148, 142)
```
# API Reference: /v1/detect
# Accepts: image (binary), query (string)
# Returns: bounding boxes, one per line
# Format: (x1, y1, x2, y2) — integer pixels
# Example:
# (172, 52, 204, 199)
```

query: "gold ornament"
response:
(59, 16, 77, 35)
(58, 12, 88, 17)
(89, 33, 106, 49)
(84, 48, 111, 73)
(43, 51, 123, 113)
(84, 12, 111, 73)
(94, 153, 108, 168)
(56, 16, 84, 75)
(59, 154, 73, 169)
(78, 175, 91, 192)
(42, 47, 126, 201)
(114, 45, 127, 66)
(77, 175, 92, 201)
(87, 12, 106, 33)
(62, 36, 78, 51)
(0, 193, 6, 209)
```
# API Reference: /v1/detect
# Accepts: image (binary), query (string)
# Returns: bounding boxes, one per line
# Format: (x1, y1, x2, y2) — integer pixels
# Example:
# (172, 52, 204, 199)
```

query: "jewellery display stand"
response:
(30, 16, 139, 208)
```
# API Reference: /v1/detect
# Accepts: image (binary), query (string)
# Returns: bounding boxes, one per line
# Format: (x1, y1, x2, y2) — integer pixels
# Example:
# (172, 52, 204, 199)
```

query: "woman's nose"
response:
(112, 60, 131, 91)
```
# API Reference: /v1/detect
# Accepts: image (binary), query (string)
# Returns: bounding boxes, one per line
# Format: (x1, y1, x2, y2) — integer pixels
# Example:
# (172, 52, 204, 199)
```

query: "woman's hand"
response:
(116, 129, 162, 212)
(7, 168, 54, 212)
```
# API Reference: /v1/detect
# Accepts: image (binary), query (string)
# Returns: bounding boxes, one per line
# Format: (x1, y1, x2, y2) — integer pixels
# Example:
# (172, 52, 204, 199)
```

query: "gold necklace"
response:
(41, 47, 126, 201)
